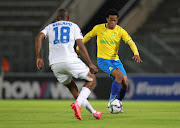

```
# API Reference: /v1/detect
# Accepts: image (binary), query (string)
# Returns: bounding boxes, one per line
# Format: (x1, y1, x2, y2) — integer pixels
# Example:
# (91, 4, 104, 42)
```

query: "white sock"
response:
(76, 87, 91, 106)
(82, 99, 96, 114)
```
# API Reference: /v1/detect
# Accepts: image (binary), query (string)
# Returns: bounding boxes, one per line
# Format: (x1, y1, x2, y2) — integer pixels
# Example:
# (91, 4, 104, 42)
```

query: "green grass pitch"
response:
(0, 100, 180, 128)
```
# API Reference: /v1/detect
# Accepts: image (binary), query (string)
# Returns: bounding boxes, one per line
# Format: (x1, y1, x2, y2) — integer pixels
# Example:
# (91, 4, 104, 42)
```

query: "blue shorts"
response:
(97, 57, 127, 80)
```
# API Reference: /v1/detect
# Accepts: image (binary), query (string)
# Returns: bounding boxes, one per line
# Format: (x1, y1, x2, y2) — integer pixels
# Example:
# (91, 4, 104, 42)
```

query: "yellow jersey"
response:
(83, 23, 133, 60)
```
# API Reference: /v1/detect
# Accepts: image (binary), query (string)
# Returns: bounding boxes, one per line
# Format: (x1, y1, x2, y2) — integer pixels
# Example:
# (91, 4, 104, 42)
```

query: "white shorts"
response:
(51, 59, 89, 85)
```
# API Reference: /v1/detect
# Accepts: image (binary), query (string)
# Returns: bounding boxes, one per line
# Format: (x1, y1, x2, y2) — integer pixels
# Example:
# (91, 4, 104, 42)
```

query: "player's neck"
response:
(58, 18, 69, 21)
(106, 23, 115, 30)
(59, 19, 68, 21)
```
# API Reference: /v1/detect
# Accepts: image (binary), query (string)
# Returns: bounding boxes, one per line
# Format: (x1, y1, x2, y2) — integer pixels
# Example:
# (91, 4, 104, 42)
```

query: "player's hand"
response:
(76, 49, 80, 57)
(132, 55, 143, 63)
(36, 58, 44, 69)
(89, 64, 98, 74)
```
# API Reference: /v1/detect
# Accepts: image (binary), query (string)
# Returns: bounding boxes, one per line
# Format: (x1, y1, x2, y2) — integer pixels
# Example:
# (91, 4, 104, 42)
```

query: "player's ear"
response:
(56, 16, 59, 21)
(106, 17, 109, 22)
(67, 15, 69, 21)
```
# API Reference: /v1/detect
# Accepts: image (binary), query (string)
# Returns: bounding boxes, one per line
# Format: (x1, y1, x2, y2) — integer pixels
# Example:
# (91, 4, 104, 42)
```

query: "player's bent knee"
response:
(119, 73, 124, 79)
(86, 72, 96, 81)
(113, 68, 123, 81)
(84, 76, 93, 82)
(84, 73, 96, 90)
(91, 74, 96, 83)
(115, 73, 123, 82)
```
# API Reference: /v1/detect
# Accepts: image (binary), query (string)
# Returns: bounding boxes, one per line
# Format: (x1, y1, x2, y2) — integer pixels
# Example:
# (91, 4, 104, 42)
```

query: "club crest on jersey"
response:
(112, 33, 117, 38)
(109, 67, 113, 71)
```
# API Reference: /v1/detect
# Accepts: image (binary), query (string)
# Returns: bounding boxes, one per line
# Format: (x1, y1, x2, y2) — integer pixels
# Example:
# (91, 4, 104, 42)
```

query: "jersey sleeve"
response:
(76, 25, 98, 50)
(74, 24, 83, 40)
(41, 25, 49, 39)
(82, 25, 98, 43)
(127, 40, 139, 55)
(121, 28, 132, 43)
(41, 26, 49, 38)
(89, 25, 98, 37)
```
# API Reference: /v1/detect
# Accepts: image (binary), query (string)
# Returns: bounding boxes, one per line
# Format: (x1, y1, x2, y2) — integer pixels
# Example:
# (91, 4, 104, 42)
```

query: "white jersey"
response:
(41, 21, 83, 65)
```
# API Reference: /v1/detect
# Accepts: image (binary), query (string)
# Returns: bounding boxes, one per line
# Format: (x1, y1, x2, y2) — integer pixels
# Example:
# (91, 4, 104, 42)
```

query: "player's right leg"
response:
(110, 69, 123, 100)
(97, 58, 123, 100)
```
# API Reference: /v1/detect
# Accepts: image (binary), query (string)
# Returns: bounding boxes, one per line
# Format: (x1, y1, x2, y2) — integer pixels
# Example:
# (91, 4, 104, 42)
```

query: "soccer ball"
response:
(108, 99, 122, 114)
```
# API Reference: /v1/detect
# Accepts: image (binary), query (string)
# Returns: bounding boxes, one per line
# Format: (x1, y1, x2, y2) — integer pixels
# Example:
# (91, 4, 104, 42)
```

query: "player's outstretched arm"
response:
(35, 33, 45, 69)
(127, 40, 143, 63)
(76, 39, 98, 74)
(76, 32, 91, 57)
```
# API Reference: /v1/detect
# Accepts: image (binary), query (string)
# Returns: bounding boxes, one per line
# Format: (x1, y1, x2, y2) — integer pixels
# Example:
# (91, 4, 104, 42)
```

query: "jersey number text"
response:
(53, 26, 70, 44)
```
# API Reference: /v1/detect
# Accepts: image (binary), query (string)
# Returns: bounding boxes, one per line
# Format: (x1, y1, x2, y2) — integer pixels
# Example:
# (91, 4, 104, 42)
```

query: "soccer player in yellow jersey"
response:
(77, 9, 142, 112)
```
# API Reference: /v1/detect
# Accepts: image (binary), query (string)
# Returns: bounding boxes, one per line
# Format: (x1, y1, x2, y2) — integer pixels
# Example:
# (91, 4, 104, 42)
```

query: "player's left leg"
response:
(71, 72, 102, 120)
(117, 75, 128, 101)
(65, 80, 98, 115)
(116, 75, 128, 113)
(68, 59, 102, 120)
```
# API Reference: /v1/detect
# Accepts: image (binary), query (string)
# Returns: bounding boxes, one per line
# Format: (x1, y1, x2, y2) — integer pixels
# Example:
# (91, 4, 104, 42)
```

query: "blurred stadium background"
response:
(0, 0, 180, 100)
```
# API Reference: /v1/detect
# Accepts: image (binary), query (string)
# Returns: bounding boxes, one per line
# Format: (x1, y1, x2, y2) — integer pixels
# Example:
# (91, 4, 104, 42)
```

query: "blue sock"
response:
(117, 88, 126, 101)
(109, 80, 121, 100)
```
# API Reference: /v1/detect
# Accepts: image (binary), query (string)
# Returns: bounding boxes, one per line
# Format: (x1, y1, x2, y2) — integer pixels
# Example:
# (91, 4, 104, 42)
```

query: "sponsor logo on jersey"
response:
(100, 40, 117, 45)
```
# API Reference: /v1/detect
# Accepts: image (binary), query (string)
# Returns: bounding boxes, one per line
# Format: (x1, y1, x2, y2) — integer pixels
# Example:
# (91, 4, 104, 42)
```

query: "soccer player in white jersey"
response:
(35, 9, 102, 120)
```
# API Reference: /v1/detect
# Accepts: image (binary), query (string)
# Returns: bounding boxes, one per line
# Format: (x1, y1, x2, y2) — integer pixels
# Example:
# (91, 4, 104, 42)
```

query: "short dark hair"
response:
(106, 9, 119, 18)
(57, 9, 69, 20)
